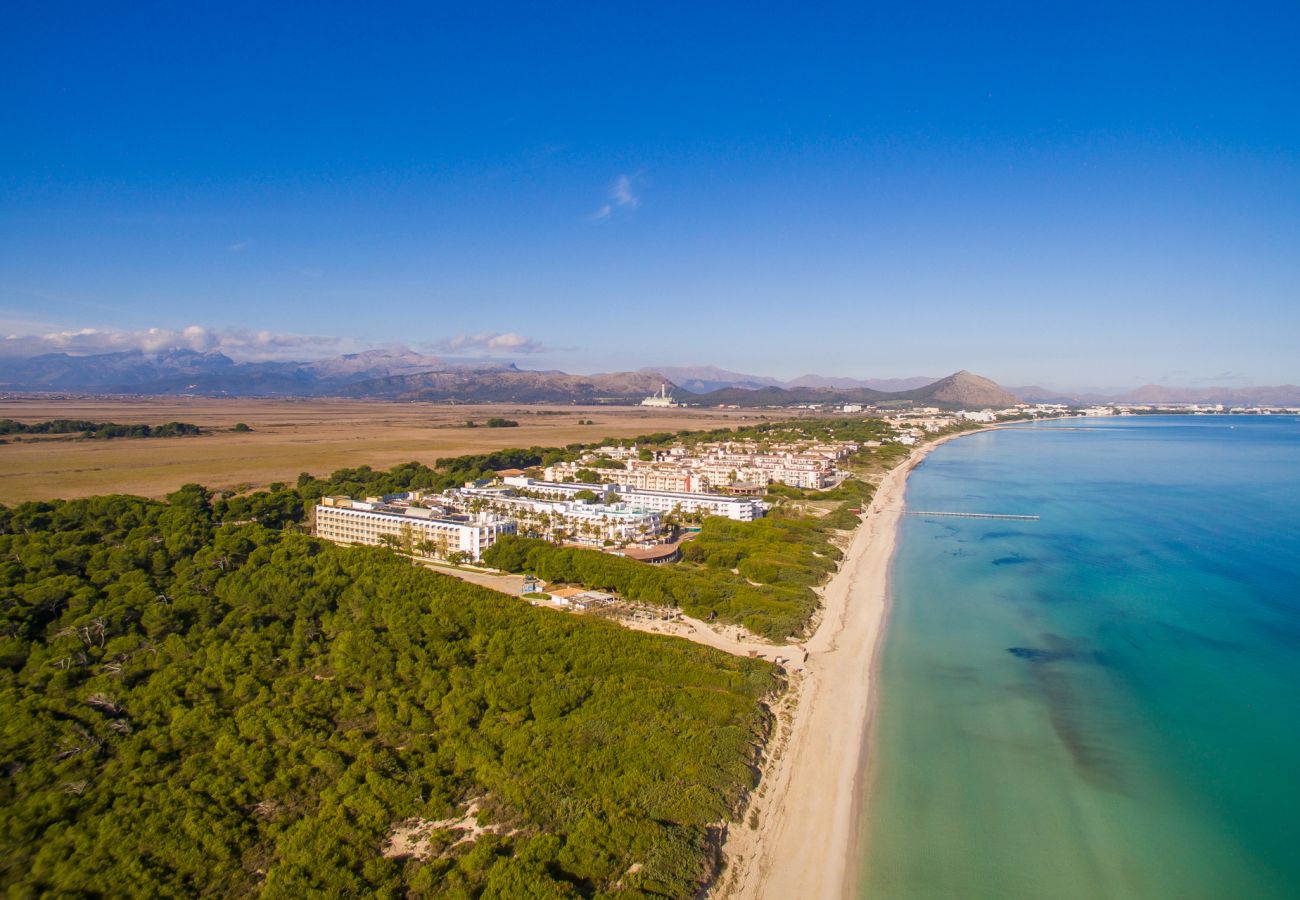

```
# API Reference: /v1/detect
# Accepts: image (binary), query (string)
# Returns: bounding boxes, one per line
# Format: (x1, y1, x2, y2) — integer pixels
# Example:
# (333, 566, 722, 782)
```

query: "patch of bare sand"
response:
(383, 799, 515, 860)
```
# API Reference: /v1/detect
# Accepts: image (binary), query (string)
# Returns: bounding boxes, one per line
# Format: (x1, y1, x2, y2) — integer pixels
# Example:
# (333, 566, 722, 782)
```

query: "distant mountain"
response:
(339, 368, 674, 403)
(896, 370, 1020, 408)
(1006, 383, 1300, 406)
(0, 348, 665, 401)
(1118, 384, 1300, 406)
(0, 350, 1026, 408)
(638, 366, 782, 394)
(642, 365, 938, 394)
(303, 348, 484, 382)
(785, 374, 938, 392)
(692, 370, 1020, 409)
(0, 348, 514, 396)
(1004, 385, 1085, 404)
(0, 349, 239, 392)
(691, 385, 855, 406)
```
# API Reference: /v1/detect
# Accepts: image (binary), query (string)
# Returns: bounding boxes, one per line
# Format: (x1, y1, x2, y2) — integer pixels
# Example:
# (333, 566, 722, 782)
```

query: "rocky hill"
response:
(895, 370, 1020, 407)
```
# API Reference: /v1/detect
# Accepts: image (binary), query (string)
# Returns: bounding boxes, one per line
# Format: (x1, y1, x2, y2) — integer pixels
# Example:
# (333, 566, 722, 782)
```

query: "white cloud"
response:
(228, 239, 253, 252)
(435, 331, 547, 354)
(0, 325, 347, 361)
(591, 173, 641, 220)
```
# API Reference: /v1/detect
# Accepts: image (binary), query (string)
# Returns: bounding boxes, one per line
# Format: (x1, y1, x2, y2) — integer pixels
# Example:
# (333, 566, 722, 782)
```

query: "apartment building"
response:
(615, 487, 764, 521)
(619, 463, 709, 493)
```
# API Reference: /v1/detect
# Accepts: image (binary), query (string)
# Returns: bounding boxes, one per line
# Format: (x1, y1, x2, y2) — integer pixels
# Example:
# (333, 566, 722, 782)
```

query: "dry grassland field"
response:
(0, 397, 791, 504)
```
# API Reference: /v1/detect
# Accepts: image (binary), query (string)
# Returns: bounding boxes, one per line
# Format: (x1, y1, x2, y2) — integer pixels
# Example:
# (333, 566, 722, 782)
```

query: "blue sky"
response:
(2, 2, 1297, 388)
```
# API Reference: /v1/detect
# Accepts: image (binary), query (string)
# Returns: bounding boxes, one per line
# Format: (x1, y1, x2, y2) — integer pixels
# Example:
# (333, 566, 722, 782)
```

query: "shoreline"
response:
(714, 426, 990, 900)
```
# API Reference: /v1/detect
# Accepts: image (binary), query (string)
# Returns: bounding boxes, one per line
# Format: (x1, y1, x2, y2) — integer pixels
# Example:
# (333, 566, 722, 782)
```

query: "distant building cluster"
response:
(501, 476, 765, 522)
(878, 404, 1060, 444)
(545, 438, 858, 493)
(313, 476, 762, 561)
(312, 435, 870, 561)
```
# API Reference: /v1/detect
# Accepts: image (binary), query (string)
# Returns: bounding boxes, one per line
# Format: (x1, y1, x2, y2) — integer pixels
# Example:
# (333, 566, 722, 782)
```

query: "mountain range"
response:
(336, 368, 673, 404)
(0, 350, 1021, 408)
(640, 365, 938, 394)
(687, 370, 1019, 408)
(6, 348, 1290, 407)
(0, 349, 510, 396)
(1010, 383, 1300, 406)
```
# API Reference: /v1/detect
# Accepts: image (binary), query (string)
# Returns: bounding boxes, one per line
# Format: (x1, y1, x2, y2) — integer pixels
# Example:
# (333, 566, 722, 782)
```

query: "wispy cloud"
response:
(591, 173, 641, 220)
(228, 239, 253, 252)
(433, 331, 548, 355)
(0, 324, 347, 361)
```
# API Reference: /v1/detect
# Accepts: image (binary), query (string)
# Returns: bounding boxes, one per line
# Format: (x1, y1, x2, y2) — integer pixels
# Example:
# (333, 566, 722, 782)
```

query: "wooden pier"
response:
(905, 511, 1040, 521)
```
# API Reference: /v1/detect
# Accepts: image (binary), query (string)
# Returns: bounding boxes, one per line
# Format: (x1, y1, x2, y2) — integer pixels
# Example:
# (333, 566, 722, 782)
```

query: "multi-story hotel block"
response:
(615, 465, 710, 493)
(314, 496, 515, 561)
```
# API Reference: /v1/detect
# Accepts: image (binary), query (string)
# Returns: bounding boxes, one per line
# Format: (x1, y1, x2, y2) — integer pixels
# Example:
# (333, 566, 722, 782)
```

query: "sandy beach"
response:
(715, 429, 982, 900)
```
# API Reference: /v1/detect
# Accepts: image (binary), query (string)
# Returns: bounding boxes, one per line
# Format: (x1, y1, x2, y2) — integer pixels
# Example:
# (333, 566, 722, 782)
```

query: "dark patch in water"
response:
(1007, 646, 1072, 663)
(1037, 666, 1126, 792)
(1011, 635, 1127, 792)
(993, 555, 1030, 566)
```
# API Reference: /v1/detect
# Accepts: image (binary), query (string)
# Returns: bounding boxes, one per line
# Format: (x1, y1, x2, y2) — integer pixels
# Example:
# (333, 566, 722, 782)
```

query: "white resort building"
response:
(454, 487, 663, 545)
(314, 496, 515, 561)
(501, 476, 765, 521)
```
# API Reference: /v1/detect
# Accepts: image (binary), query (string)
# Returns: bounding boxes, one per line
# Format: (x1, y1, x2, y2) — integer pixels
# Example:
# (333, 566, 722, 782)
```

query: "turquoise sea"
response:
(860, 416, 1300, 899)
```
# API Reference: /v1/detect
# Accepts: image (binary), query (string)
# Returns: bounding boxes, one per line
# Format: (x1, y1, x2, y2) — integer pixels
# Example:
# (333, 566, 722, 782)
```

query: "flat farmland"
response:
(0, 397, 785, 504)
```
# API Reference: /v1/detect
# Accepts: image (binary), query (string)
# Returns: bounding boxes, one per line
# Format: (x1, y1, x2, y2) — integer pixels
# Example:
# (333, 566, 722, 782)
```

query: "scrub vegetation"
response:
(0, 419, 203, 440)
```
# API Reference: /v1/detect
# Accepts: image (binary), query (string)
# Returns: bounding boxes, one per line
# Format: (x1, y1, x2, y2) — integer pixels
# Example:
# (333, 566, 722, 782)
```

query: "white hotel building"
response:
(314, 497, 515, 561)
(501, 476, 764, 522)
(453, 487, 662, 545)
(614, 487, 763, 521)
